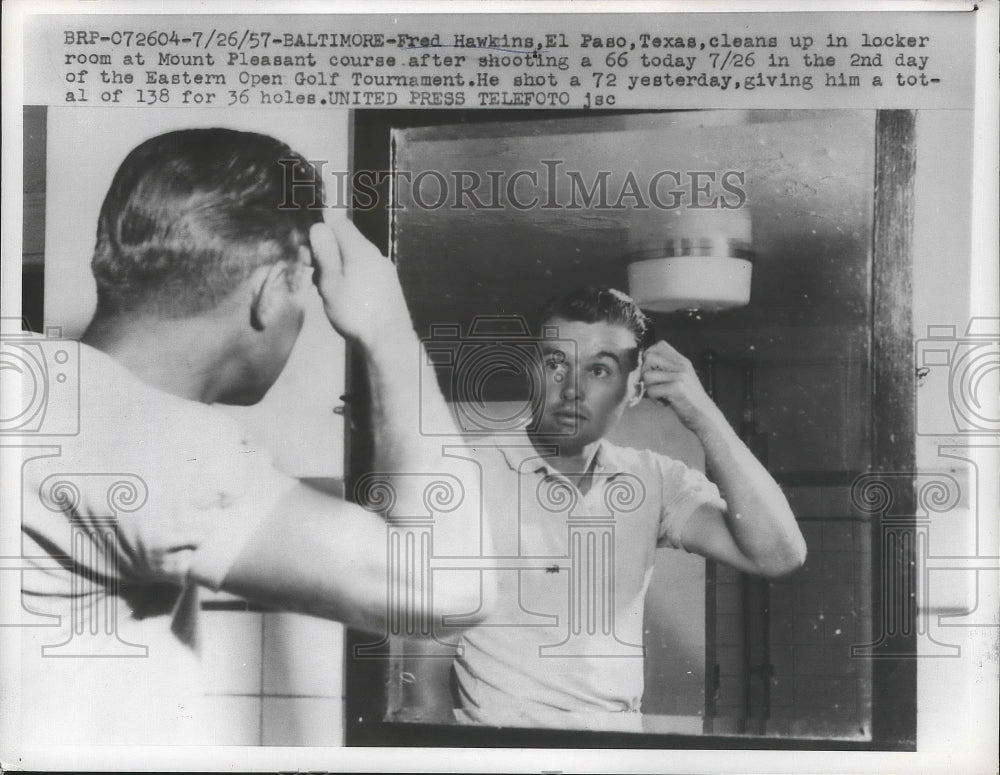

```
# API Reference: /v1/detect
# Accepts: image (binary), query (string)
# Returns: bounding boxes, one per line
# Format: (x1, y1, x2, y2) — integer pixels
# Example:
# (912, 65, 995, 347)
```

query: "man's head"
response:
(532, 288, 654, 452)
(90, 128, 324, 402)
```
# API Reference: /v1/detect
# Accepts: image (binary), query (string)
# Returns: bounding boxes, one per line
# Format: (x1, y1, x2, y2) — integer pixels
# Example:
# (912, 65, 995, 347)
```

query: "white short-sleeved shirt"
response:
(454, 434, 725, 728)
(18, 343, 297, 745)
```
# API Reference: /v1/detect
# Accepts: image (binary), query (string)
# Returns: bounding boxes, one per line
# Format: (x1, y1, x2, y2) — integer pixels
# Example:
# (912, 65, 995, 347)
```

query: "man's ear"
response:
(249, 261, 293, 331)
(626, 367, 644, 409)
(291, 245, 314, 290)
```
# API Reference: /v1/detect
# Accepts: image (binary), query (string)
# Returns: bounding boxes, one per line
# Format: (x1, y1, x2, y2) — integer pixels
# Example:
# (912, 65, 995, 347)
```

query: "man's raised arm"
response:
(219, 216, 492, 635)
(642, 340, 807, 578)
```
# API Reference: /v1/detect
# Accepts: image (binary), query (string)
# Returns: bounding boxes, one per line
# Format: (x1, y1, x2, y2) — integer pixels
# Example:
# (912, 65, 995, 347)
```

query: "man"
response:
(406, 288, 806, 730)
(18, 128, 489, 745)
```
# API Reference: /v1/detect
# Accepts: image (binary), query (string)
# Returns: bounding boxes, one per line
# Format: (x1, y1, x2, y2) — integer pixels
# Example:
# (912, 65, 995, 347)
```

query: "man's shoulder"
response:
(40, 342, 285, 511)
(600, 439, 679, 472)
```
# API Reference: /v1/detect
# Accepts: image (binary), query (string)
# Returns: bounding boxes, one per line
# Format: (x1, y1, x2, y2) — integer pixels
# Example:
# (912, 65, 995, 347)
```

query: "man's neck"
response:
(82, 312, 245, 404)
(528, 432, 602, 478)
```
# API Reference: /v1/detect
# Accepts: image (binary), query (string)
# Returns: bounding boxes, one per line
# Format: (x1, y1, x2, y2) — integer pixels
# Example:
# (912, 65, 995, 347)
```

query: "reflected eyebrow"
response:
(593, 351, 623, 365)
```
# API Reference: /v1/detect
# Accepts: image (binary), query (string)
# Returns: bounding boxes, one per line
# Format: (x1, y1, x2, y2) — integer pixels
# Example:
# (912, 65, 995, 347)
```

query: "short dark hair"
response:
(535, 288, 655, 368)
(91, 128, 324, 317)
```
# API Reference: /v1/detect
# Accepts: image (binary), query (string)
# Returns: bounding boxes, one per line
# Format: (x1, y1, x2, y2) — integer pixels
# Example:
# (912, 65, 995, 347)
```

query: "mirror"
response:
(346, 109, 902, 744)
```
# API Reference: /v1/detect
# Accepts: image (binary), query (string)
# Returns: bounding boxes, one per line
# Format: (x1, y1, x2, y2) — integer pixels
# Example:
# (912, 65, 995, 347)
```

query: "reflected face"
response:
(534, 317, 641, 453)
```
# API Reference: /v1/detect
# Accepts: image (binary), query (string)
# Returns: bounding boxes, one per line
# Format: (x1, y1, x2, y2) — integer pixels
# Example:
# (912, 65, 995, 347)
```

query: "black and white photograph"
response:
(1, 3, 997, 773)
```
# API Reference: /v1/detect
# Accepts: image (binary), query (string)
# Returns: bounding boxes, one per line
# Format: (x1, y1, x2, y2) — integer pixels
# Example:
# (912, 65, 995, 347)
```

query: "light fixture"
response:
(624, 208, 754, 313)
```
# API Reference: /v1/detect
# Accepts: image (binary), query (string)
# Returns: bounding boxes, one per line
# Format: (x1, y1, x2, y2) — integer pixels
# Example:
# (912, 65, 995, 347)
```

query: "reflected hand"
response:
(641, 340, 724, 432)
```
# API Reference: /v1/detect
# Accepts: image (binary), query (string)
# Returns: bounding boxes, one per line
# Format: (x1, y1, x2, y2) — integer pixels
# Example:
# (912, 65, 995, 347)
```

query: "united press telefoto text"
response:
(61, 29, 943, 107)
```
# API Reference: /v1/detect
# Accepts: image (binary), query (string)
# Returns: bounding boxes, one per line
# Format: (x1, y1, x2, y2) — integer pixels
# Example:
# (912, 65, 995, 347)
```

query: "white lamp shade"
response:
(627, 255, 753, 313)
(625, 208, 754, 313)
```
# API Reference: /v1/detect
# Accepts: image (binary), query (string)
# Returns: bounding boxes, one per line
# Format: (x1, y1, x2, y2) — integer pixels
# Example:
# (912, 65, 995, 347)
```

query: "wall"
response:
(909, 109, 994, 753)
(200, 607, 346, 745)
(661, 328, 874, 738)
(634, 113, 877, 737)
(21, 108, 45, 331)
(673, 108, 986, 742)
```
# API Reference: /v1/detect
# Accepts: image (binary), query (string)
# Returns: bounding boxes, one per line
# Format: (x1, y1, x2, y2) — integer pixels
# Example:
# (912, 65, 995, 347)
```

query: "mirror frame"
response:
(341, 108, 918, 751)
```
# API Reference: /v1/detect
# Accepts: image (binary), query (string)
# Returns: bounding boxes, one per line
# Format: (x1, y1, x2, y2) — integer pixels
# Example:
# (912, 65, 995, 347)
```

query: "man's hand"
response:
(309, 214, 412, 347)
(641, 340, 724, 433)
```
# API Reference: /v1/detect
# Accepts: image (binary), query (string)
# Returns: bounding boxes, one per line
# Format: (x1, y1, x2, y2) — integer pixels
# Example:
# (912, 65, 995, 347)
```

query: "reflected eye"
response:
(545, 352, 567, 372)
(590, 364, 612, 378)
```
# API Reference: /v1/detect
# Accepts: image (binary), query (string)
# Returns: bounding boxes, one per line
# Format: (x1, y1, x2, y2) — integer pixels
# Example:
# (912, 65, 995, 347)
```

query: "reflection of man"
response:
(409, 288, 806, 730)
(19, 129, 488, 745)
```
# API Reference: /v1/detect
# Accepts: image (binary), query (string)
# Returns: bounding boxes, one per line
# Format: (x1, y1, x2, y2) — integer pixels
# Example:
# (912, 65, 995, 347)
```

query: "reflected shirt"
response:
(454, 433, 726, 727)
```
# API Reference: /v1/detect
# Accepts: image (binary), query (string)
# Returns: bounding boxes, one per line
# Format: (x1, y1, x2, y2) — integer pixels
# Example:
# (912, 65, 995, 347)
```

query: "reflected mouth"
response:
(551, 408, 586, 424)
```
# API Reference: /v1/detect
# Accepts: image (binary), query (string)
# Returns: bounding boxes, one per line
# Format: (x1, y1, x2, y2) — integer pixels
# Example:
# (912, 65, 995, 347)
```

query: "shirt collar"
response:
(494, 433, 625, 477)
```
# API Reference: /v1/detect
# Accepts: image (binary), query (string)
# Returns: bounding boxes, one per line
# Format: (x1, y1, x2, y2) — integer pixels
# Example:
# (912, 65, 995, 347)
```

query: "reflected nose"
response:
(560, 370, 581, 401)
